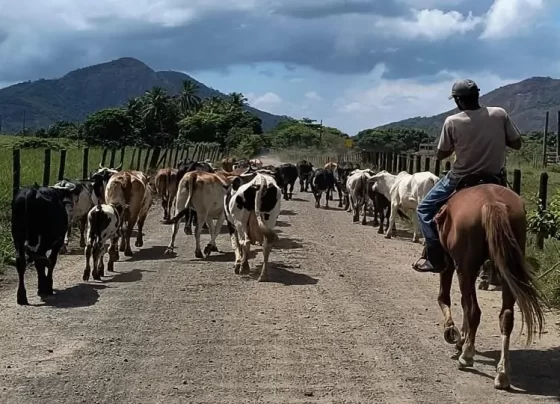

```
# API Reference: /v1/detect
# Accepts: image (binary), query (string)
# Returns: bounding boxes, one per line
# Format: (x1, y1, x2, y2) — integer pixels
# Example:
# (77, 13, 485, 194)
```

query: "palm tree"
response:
(205, 96, 226, 114)
(228, 92, 247, 109)
(179, 80, 202, 116)
(142, 87, 170, 133)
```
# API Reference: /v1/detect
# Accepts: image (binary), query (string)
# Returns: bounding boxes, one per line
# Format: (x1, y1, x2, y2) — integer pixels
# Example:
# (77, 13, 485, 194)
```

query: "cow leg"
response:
(345, 193, 352, 212)
(108, 237, 119, 272)
(119, 221, 127, 252)
(205, 213, 223, 257)
(60, 226, 71, 254)
(351, 197, 359, 223)
(227, 220, 243, 274)
(194, 217, 204, 259)
(97, 244, 107, 278)
(361, 200, 368, 225)
(378, 204, 385, 234)
(412, 212, 421, 243)
(124, 214, 137, 257)
(135, 214, 147, 247)
(337, 184, 343, 207)
(324, 191, 329, 209)
(83, 243, 93, 281)
(289, 182, 294, 199)
(79, 216, 87, 248)
(91, 244, 102, 280)
(299, 177, 305, 192)
(385, 203, 398, 239)
(258, 238, 272, 282)
(35, 260, 49, 298)
(46, 244, 62, 295)
(16, 253, 29, 305)
(282, 184, 289, 201)
(161, 197, 169, 221)
(238, 220, 251, 274)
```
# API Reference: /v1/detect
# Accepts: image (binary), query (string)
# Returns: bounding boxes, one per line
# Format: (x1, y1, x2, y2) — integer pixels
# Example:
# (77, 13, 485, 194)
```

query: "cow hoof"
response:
(494, 372, 510, 390)
(79, 240, 86, 248)
(240, 262, 250, 274)
(203, 244, 212, 257)
(195, 249, 204, 259)
(377, 228, 384, 234)
(17, 296, 29, 306)
(373, 220, 379, 226)
(164, 248, 174, 255)
(83, 270, 90, 282)
(458, 355, 474, 369)
(384, 234, 392, 239)
(60, 244, 68, 255)
(124, 249, 134, 257)
(135, 239, 143, 248)
(185, 228, 192, 236)
(211, 245, 219, 252)
(92, 273, 101, 281)
(234, 263, 241, 274)
(119, 245, 126, 253)
(257, 275, 269, 282)
(315, 203, 320, 208)
(478, 280, 489, 291)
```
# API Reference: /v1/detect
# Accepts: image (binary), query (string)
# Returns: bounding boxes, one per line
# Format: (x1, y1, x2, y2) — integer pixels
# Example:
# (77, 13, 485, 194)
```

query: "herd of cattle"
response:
(11, 155, 444, 306)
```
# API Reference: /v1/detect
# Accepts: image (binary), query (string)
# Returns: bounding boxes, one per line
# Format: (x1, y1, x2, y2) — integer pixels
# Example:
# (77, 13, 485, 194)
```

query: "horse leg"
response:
(494, 284, 515, 389)
(438, 266, 461, 346)
(457, 271, 481, 369)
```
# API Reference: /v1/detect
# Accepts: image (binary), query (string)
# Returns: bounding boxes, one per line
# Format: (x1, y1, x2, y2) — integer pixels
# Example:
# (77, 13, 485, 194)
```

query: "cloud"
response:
(304, 91, 323, 101)
(246, 91, 283, 110)
(480, 0, 546, 39)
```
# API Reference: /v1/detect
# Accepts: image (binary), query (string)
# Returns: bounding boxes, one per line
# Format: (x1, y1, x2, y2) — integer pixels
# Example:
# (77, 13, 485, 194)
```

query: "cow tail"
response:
(170, 172, 196, 223)
(255, 177, 278, 242)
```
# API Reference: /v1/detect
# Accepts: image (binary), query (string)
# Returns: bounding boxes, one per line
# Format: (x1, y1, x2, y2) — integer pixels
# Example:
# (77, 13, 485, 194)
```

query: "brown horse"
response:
(434, 182, 546, 390)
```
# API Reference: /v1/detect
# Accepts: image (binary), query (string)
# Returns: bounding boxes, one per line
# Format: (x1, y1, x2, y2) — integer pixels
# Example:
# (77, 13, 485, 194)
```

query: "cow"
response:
(52, 179, 95, 253)
(88, 163, 123, 204)
(249, 158, 263, 168)
(83, 201, 122, 281)
(368, 182, 410, 234)
(310, 168, 335, 209)
(224, 171, 282, 282)
(333, 162, 360, 207)
(12, 185, 75, 305)
(104, 170, 153, 258)
(274, 163, 298, 200)
(368, 170, 439, 242)
(154, 168, 178, 223)
(221, 157, 236, 172)
(324, 162, 337, 171)
(165, 171, 230, 258)
(296, 160, 314, 192)
(345, 169, 376, 224)
(176, 160, 215, 235)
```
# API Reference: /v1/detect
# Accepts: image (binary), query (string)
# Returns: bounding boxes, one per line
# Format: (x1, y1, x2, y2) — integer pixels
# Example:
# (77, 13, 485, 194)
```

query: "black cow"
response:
(274, 163, 298, 200)
(310, 168, 335, 209)
(296, 160, 314, 192)
(333, 162, 360, 208)
(12, 185, 75, 305)
(176, 160, 215, 235)
(367, 185, 409, 234)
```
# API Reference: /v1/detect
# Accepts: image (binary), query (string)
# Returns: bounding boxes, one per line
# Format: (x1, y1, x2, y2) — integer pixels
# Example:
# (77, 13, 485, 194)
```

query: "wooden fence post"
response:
(543, 110, 549, 168)
(136, 149, 143, 170)
(109, 149, 116, 168)
(392, 153, 398, 173)
(185, 146, 191, 160)
(101, 149, 108, 166)
(173, 147, 180, 166)
(415, 154, 421, 173)
(12, 149, 20, 198)
(512, 169, 521, 195)
(58, 149, 67, 181)
(82, 148, 89, 179)
(143, 149, 152, 171)
(128, 148, 137, 169)
(435, 159, 441, 176)
(424, 157, 430, 172)
(120, 147, 126, 165)
(407, 155, 414, 174)
(536, 172, 549, 249)
(42, 149, 51, 186)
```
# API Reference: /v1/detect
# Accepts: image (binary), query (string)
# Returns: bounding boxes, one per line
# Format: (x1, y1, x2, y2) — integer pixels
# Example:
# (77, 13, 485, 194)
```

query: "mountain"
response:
(376, 77, 560, 136)
(0, 57, 290, 133)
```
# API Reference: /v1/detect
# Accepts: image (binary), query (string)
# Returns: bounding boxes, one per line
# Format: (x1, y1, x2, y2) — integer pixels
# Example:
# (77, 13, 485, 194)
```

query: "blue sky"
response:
(1, 0, 559, 135)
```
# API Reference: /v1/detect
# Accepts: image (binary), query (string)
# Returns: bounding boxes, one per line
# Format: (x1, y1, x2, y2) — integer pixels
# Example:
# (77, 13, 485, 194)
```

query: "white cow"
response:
(345, 169, 376, 224)
(83, 202, 122, 281)
(224, 172, 281, 282)
(368, 170, 439, 242)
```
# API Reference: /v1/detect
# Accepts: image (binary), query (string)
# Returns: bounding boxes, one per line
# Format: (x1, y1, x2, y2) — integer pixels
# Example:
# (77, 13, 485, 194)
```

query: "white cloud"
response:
(304, 91, 323, 101)
(375, 9, 483, 40)
(480, 0, 545, 39)
(246, 91, 283, 111)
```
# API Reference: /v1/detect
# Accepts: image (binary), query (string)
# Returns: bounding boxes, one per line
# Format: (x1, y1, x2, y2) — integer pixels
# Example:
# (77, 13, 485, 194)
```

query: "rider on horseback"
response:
(413, 79, 523, 273)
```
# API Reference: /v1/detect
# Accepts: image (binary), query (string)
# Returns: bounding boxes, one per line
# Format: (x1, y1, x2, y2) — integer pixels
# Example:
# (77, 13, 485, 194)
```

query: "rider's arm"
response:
(505, 112, 522, 150)
(436, 117, 454, 161)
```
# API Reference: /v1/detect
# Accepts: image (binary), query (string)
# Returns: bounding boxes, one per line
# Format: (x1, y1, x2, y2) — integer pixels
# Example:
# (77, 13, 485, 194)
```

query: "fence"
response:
(8, 143, 225, 199)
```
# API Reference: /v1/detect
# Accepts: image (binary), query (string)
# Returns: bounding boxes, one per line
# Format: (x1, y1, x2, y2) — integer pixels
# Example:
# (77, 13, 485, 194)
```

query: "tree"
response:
(228, 92, 247, 109)
(354, 127, 433, 152)
(178, 80, 202, 116)
(81, 108, 134, 147)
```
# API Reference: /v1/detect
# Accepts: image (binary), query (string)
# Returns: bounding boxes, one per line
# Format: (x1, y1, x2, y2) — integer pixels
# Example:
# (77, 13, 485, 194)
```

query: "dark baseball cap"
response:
(448, 79, 480, 99)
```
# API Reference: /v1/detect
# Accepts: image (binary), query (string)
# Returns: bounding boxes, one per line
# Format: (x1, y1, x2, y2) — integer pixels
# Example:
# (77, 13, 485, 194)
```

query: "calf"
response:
(52, 179, 95, 253)
(275, 163, 298, 200)
(296, 160, 314, 192)
(155, 168, 178, 223)
(346, 169, 375, 224)
(12, 185, 74, 305)
(166, 171, 230, 258)
(224, 172, 281, 281)
(83, 202, 122, 281)
(310, 168, 335, 209)
(368, 170, 438, 242)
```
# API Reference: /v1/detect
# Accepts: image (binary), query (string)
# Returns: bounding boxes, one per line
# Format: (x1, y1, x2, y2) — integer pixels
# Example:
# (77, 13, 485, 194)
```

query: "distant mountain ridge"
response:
(0, 57, 290, 133)
(377, 77, 560, 135)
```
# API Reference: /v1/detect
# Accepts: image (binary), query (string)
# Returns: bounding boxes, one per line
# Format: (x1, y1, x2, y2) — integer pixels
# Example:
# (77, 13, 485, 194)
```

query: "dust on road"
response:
(0, 180, 559, 403)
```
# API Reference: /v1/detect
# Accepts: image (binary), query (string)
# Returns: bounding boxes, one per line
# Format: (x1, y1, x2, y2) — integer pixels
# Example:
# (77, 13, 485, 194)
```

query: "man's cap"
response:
(448, 79, 480, 99)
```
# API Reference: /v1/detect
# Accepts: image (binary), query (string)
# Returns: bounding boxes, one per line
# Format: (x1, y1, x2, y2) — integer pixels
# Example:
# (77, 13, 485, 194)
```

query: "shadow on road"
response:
(127, 246, 173, 261)
(275, 237, 303, 250)
(279, 209, 297, 216)
(289, 197, 308, 202)
(275, 220, 291, 228)
(107, 268, 154, 283)
(44, 283, 107, 309)
(258, 263, 318, 286)
(203, 251, 257, 262)
(476, 347, 560, 398)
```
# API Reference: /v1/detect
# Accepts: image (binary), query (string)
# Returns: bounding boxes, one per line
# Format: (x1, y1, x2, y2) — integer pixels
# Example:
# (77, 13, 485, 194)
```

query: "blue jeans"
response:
(417, 172, 459, 248)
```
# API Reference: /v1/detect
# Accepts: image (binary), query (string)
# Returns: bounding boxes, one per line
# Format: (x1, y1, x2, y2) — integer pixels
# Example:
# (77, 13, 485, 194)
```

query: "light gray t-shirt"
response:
(437, 106, 521, 177)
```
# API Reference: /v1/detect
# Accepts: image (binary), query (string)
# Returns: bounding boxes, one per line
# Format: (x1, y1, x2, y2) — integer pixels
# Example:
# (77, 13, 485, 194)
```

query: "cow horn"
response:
(99, 163, 104, 169)
(115, 162, 123, 171)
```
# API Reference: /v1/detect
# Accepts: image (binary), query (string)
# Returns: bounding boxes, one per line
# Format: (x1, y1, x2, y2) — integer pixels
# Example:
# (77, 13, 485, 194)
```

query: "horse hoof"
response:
(458, 355, 474, 369)
(195, 250, 203, 259)
(444, 326, 461, 345)
(494, 372, 510, 390)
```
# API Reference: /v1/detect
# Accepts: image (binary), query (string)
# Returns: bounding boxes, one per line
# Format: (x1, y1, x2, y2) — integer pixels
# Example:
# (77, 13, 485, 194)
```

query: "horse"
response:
(431, 174, 546, 390)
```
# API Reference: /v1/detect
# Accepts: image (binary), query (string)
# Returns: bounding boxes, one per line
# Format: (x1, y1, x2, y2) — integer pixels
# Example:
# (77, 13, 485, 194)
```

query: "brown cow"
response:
(324, 162, 337, 171)
(221, 157, 236, 172)
(155, 168, 178, 223)
(104, 170, 153, 260)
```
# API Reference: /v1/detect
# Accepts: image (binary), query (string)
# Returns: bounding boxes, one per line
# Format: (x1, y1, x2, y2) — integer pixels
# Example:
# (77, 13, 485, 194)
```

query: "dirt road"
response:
(0, 175, 559, 403)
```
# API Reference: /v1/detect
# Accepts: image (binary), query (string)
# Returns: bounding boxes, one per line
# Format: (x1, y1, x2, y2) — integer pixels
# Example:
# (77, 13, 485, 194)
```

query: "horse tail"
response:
(482, 202, 546, 346)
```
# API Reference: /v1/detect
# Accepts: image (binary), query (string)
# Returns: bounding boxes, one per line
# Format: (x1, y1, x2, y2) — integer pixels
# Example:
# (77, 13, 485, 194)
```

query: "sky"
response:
(1, 0, 559, 135)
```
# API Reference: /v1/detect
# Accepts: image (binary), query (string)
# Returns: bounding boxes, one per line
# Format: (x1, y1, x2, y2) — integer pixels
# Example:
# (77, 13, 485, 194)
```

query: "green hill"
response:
(0, 57, 290, 133)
